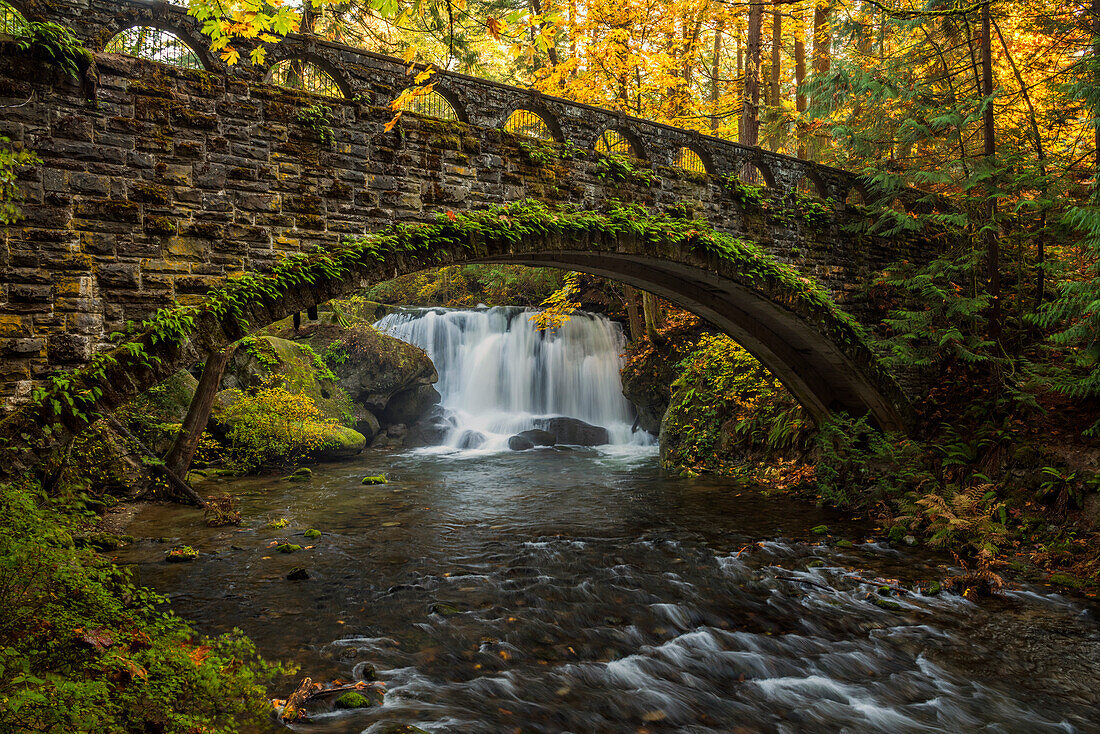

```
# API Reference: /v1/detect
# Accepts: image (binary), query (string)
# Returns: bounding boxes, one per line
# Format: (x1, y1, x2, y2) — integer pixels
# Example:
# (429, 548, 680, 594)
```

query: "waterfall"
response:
(374, 307, 651, 450)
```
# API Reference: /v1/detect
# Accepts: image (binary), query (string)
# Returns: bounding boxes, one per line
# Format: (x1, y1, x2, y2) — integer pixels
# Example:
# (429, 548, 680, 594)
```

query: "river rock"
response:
(404, 406, 452, 447)
(315, 424, 367, 461)
(533, 417, 610, 446)
(455, 429, 485, 449)
(508, 435, 534, 451)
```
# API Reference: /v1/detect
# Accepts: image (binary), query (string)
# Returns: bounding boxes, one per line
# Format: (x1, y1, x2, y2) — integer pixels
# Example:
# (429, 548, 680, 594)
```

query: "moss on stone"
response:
(334, 691, 372, 709)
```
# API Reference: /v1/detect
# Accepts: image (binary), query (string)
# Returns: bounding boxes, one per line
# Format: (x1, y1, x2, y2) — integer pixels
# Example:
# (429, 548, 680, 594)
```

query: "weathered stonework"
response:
(0, 0, 930, 419)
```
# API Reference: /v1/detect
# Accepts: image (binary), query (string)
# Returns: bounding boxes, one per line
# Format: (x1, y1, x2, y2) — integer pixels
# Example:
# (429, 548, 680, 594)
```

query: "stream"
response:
(114, 308, 1100, 732)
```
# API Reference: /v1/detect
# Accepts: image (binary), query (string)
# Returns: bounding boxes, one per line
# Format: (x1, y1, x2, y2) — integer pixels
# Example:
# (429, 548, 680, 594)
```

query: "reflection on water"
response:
(116, 448, 1100, 733)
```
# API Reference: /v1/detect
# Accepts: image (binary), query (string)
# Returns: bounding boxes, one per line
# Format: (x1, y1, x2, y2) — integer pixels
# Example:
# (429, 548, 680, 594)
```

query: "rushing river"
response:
(115, 308, 1100, 732)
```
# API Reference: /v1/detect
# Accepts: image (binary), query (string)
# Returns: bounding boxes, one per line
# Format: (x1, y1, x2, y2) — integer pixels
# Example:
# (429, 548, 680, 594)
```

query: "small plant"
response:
(165, 545, 199, 562)
(596, 153, 656, 186)
(0, 137, 40, 225)
(518, 139, 560, 167)
(296, 104, 335, 148)
(719, 174, 767, 208)
(14, 20, 93, 78)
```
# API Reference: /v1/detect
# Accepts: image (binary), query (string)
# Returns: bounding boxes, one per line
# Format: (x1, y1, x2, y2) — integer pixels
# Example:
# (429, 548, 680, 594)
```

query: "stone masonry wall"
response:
(0, 0, 922, 406)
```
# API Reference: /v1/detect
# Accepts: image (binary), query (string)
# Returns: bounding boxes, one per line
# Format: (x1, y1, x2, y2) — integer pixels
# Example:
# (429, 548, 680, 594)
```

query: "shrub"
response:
(219, 379, 337, 473)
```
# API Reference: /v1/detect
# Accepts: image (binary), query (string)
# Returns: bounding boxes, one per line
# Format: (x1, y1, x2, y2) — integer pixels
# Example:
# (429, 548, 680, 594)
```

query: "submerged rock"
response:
(284, 467, 312, 482)
(362, 474, 387, 485)
(275, 543, 302, 554)
(533, 417, 609, 446)
(303, 528, 322, 539)
(165, 546, 198, 562)
(286, 567, 310, 581)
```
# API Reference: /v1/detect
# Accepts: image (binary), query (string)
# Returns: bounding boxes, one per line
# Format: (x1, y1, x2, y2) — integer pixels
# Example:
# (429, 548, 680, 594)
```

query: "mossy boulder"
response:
(275, 543, 302, 553)
(303, 528, 321, 539)
(218, 336, 358, 428)
(362, 474, 387, 485)
(334, 691, 373, 709)
(316, 424, 367, 461)
(284, 467, 312, 482)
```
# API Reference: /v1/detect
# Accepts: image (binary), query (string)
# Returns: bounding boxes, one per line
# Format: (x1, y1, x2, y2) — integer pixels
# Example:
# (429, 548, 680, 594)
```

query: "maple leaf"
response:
(487, 16, 503, 40)
(383, 111, 403, 132)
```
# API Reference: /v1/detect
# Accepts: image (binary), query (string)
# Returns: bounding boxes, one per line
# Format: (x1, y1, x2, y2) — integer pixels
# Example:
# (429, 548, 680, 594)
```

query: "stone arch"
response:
(845, 185, 867, 207)
(739, 160, 774, 188)
(395, 84, 468, 123)
(0, 207, 912, 475)
(594, 126, 646, 160)
(103, 24, 209, 71)
(501, 106, 561, 141)
(265, 53, 350, 98)
(794, 171, 826, 199)
(673, 145, 709, 174)
(94, 17, 214, 70)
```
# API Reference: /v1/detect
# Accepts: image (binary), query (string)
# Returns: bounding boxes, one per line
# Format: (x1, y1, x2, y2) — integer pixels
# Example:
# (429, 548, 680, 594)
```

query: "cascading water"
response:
(374, 306, 651, 450)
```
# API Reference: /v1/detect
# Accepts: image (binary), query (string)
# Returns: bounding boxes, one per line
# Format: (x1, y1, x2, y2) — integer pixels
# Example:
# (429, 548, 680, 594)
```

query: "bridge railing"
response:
(11, 0, 881, 206)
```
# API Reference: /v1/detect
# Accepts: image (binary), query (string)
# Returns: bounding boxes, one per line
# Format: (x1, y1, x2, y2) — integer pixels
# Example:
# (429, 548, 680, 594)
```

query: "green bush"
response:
(0, 480, 290, 733)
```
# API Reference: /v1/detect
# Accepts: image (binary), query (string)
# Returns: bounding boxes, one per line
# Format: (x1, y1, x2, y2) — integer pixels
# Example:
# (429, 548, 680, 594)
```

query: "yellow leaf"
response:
(413, 68, 434, 85)
(402, 45, 416, 64)
(221, 46, 241, 66)
(383, 111, 402, 132)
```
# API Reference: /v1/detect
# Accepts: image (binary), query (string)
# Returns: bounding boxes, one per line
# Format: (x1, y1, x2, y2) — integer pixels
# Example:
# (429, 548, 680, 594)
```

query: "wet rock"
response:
(811, 524, 828, 535)
(808, 559, 826, 568)
(508, 428, 557, 451)
(362, 474, 387, 485)
(284, 467, 312, 482)
(304, 528, 321, 539)
(873, 598, 903, 611)
(508, 434, 534, 451)
(836, 540, 855, 548)
(286, 567, 310, 580)
(275, 543, 302, 553)
(455, 430, 485, 449)
(430, 602, 462, 616)
(373, 725, 429, 734)
(903, 535, 918, 546)
(533, 417, 609, 446)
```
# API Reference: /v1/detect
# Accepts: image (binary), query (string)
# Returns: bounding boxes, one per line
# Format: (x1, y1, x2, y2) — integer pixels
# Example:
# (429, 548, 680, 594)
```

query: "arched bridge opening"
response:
(0, 208, 912, 476)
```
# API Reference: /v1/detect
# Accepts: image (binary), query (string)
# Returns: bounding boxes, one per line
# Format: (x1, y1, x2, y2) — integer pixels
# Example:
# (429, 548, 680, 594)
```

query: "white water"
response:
(374, 307, 652, 450)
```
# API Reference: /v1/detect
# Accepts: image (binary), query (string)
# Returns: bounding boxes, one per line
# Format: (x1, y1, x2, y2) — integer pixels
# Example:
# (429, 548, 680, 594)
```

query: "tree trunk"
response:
(711, 19, 724, 133)
(768, 3, 782, 150)
(811, 0, 832, 157)
(163, 346, 235, 480)
(642, 291, 663, 346)
(741, 0, 763, 147)
(794, 0, 807, 157)
(981, 0, 1000, 343)
(623, 285, 644, 343)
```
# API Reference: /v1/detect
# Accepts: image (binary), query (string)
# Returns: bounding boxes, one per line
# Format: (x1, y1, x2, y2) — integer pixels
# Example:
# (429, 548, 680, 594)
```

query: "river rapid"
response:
(114, 308, 1100, 733)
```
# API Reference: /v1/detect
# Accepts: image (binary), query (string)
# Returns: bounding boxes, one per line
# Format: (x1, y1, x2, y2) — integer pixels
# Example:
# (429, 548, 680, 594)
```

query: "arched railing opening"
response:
(0, 1, 25, 37)
(674, 147, 707, 174)
(739, 162, 769, 187)
(845, 187, 865, 206)
(104, 26, 205, 70)
(268, 59, 344, 98)
(595, 129, 638, 157)
(397, 88, 459, 121)
(503, 109, 555, 140)
(796, 174, 824, 199)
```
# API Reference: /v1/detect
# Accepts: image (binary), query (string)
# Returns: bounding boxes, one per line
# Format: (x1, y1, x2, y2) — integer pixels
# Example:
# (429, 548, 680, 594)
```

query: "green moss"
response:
(334, 691, 373, 709)
(284, 467, 312, 482)
(808, 559, 826, 568)
(1049, 573, 1089, 589)
(275, 543, 302, 553)
(303, 528, 321, 539)
(165, 545, 198, 562)
(268, 518, 290, 529)
(873, 598, 903, 611)
(836, 539, 855, 548)
(811, 524, 829, 535)
(145, 215, 176, 235)
(362, 474, 387, 485)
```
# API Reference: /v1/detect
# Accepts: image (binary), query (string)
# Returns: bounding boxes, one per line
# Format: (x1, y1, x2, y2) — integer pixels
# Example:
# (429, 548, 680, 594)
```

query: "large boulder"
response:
(315, 424, 367, 461)
(382, 384, 441, 425)
(508, 429, 557, 450)
(533, 417, 610, 446)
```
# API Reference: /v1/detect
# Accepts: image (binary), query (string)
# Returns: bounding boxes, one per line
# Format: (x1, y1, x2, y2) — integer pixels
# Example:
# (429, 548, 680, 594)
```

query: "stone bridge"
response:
(0, 0, 928, 464)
